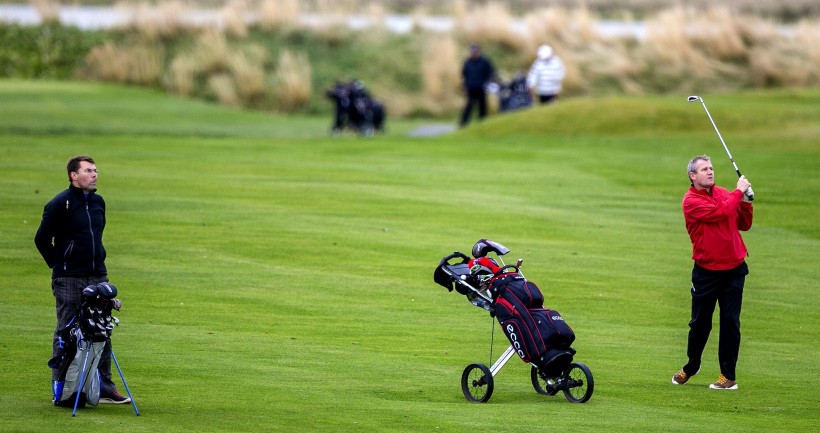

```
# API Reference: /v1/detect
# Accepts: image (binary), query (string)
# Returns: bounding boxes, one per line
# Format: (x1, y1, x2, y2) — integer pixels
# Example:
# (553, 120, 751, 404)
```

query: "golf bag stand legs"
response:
(110, 348, 140, 416)
(71, 348, 93, 417)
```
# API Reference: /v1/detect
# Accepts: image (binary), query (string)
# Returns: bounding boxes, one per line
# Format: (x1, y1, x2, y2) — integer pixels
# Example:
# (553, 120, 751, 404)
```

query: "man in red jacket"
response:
(672, 155, 753, 390)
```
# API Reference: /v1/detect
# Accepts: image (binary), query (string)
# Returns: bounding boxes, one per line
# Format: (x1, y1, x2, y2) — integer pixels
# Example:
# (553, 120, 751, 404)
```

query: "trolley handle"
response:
(438, 251, 470, 268)
(495, 264, 520, 275)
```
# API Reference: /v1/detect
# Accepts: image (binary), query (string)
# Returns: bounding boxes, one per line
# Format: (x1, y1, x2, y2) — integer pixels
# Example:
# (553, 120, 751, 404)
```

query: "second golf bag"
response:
(326, 79, 385, 135)
(499, 72, 532, 112)
(49, 282, 120, 408)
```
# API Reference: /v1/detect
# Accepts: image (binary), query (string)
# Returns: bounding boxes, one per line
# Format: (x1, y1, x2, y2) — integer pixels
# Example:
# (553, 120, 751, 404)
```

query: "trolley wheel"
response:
(530, 366, 559, 396)
(562, 362, 594, 403)
(461, 363, 494, 403)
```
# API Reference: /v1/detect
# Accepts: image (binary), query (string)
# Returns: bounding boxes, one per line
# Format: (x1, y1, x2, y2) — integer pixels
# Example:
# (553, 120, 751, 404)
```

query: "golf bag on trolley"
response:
(434, 239, 593, 403)
(498, 72, 532, 113)
(326, 79, 385, 136)
(489, 272, 576, 376)
(49, 282, 120, 408)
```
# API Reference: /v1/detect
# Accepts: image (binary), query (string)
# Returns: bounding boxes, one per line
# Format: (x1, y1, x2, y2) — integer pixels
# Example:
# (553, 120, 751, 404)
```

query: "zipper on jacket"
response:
(85, 200, 96, 272)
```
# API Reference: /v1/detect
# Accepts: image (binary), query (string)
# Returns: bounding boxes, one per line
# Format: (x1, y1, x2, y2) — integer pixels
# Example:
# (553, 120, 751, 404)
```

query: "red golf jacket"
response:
(683, 186, 753, 271)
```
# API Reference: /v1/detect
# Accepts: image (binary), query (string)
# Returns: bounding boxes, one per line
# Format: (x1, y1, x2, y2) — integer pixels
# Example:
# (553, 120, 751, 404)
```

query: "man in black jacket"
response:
(460, 43, 495, 127)
(35, 155, 130, 404)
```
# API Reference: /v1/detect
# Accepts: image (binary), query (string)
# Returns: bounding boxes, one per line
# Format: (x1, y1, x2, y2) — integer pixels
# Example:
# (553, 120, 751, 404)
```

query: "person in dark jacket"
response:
(459, 43, 495, 127)
(35, 155, 130, 404)
(672, 155, 753, 391)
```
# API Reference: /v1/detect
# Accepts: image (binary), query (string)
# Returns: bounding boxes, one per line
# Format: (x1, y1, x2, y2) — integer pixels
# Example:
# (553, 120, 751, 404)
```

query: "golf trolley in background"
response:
(433, 240, 594, 404)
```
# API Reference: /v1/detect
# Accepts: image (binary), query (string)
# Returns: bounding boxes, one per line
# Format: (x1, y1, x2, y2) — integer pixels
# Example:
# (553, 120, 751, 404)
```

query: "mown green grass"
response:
(0, 80, 817, 432)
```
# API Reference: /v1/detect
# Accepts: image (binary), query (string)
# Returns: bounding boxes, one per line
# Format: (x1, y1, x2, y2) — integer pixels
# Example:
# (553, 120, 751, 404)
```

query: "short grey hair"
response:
(687, 155, 710, 185)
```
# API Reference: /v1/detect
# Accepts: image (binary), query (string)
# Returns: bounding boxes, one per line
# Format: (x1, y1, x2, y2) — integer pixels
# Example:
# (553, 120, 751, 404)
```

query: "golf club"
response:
(687, 95, 754, 201)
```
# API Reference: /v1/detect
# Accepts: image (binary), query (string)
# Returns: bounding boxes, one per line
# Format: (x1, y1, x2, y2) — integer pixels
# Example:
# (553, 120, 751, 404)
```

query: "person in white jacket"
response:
(527, 45, 565, 104)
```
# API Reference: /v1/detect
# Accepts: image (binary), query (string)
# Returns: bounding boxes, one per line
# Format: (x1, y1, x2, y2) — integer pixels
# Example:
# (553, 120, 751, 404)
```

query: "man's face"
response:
(689, 159, 714, 190)
(71, 161, 98, 192)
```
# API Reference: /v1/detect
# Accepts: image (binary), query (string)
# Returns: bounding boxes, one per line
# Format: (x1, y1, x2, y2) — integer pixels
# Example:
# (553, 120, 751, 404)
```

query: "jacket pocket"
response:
(62, 241, 74, 271)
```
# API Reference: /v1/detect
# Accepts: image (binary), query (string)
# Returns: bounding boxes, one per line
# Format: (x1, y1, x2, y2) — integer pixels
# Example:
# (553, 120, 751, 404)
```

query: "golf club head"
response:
(687, 95, 701, 102)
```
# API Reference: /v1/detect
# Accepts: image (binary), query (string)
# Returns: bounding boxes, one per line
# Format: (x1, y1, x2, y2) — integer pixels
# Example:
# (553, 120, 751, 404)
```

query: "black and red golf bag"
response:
(435, 240, 593, 403)
(487, 273, 575, 376)
(434, 240, 577, 376)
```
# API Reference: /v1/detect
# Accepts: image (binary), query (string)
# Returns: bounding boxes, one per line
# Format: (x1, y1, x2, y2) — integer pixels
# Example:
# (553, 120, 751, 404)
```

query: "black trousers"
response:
(460, 87, 487, 126)
(683, 262, 748, 381)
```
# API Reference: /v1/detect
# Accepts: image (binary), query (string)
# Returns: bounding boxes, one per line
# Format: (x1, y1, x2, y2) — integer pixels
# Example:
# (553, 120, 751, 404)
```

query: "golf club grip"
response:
(745, 186, 755, 201)
(737, 171, 754, 201)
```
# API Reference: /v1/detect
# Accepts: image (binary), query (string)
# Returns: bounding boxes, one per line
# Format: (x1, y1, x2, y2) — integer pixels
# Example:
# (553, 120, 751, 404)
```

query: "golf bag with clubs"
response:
(489, 270, 576, 375)
(326, 80, 385, 136)
(49, 282, 120, 409)
(498, 72, 532, 112)
(434, 239, 593, 403)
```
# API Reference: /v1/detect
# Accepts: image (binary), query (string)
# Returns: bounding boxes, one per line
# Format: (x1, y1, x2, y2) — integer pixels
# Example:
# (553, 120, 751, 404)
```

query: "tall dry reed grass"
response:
(161, 27, 270, 106)
(29, 0, 60, 25)
(230, 44, 269, 104)
(125, 1, 191, 40)
(208, 73, 240, 106)
(421, 35, 462, 115)
(220, 0, 248, 37)
(271, 49, 312, 111)
(258, 0, 300, 29)
(78, 41, 164, 86)
(52, 0, 820, 115)
(453, 1, 527, 51)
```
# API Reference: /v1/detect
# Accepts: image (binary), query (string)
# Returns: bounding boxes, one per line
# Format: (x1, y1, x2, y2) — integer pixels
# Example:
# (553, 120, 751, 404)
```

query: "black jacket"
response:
(35, 184, 107, 278)
(462, 56, 495, 90)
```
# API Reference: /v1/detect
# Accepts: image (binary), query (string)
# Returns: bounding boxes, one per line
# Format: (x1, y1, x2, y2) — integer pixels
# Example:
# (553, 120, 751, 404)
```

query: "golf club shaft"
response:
(690, 96, 755, 200)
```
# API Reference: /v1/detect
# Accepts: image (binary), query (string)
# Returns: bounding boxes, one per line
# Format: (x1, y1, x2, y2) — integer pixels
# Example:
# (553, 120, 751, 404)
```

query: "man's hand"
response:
(736, 175, 751, 194)
(737, 175, 753, 202)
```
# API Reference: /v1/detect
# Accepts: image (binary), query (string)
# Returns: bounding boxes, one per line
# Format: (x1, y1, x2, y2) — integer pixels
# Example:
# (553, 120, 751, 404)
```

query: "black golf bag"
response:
(499, 73, 532, 112)
(326, 80, 385, 135)
(487, 273, 575, 375)
(49, 282, 120, 408)
(434, 243, 576, 376)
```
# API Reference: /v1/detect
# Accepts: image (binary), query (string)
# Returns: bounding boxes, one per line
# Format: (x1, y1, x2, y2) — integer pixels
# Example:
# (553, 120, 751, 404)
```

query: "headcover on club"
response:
(471, 239, 510, 258)
(467, 256, 501, 290)
(82, 282, 118, 300)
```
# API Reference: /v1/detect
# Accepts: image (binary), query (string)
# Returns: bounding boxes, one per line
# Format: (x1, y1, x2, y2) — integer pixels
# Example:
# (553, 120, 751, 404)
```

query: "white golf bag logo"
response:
(506, 324, 526, 358)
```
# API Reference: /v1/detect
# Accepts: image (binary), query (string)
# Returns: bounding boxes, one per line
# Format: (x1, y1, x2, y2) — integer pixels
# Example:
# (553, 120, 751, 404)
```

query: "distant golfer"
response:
(35, 155, 130, 404)
(459, 43, 495, 127)
(672, 155, 754, 390)
(527, 44, 565, 104)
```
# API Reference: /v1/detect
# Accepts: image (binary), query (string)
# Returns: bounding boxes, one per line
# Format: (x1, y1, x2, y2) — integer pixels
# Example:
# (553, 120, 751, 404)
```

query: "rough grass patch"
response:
(271, 49, 312, 111)
(78, 41, 164, 85)
(258, 0, 301, 29)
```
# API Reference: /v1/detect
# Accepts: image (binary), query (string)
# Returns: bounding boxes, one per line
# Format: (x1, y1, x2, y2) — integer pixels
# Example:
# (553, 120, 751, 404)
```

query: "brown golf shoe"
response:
(709, 374, 738, 390)
(672, 369, 690, 385)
